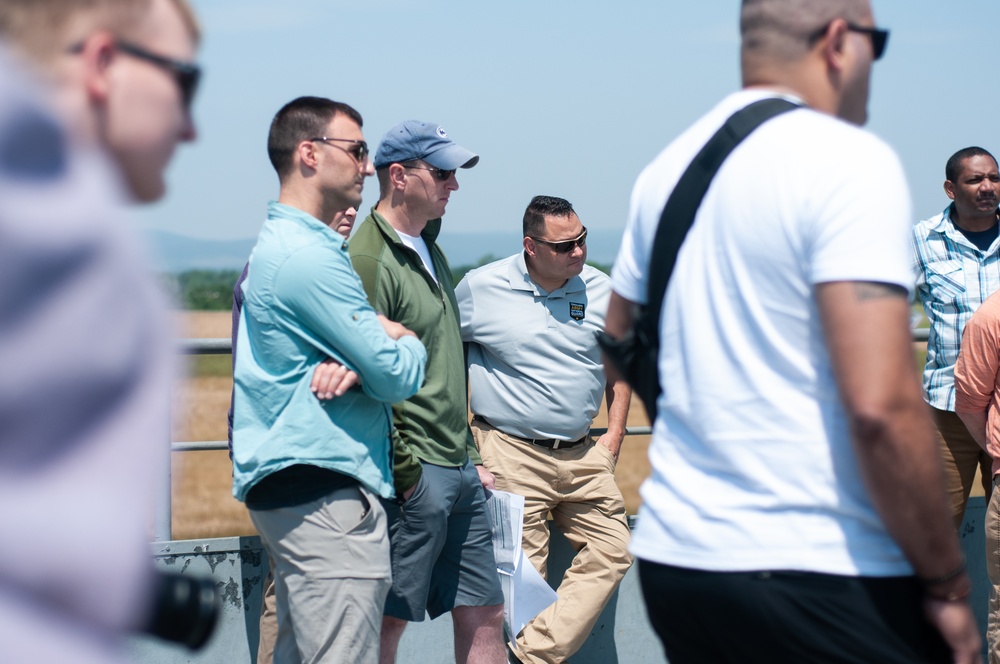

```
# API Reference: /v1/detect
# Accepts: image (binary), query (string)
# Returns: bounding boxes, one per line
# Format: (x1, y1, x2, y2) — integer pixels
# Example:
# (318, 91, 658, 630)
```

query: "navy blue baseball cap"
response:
(373, 120, 479, 170)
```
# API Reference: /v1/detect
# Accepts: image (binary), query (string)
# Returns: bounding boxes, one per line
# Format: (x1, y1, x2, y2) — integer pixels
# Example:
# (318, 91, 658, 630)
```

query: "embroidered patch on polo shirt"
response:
(570, 302, 585, 320)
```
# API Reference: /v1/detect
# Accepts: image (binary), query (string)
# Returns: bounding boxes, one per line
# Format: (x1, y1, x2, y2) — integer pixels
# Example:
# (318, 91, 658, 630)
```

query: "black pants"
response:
(638, 559, 952, 664)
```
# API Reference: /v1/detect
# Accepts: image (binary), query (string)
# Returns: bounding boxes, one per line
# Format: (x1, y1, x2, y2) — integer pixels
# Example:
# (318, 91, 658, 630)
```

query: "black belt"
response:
(475, 416, 588, 450)
(525, 435, 587, 450)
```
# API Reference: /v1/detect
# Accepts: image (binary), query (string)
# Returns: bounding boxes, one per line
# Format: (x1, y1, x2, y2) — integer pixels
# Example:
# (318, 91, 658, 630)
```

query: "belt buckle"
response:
(550, 439, 561, 450)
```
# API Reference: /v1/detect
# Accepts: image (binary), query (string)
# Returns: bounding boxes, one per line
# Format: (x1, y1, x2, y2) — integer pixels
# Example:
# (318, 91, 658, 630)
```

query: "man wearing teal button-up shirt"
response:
(233, 97, 427, 664)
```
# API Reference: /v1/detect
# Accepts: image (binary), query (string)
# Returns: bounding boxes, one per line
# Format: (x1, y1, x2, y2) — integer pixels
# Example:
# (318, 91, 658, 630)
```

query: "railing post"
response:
(156, 338, 233, 540)
(154, 393, 173, 542)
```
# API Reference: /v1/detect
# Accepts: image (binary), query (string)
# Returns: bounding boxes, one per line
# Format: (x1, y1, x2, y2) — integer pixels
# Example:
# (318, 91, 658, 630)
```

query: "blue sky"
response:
(138, 1, 1000, 250)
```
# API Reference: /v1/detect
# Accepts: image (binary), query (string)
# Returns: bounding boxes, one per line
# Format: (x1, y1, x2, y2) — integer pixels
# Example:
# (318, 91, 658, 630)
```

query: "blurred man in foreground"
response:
(0, 0, 202, 661)
(604, 0, 980, 662)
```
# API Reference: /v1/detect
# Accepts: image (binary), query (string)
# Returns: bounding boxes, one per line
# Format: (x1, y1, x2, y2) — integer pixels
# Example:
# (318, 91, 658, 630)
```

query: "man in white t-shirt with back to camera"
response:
(603, 0, 980, 662)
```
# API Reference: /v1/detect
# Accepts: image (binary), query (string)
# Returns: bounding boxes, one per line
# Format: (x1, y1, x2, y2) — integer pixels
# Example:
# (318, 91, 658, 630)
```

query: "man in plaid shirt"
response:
(913, 145, 1000, 527)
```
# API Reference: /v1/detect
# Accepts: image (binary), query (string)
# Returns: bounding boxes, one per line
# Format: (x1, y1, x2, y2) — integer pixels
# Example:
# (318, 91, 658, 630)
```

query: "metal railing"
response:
(162, 328, 931, 540)
(171, 337, 655, 454)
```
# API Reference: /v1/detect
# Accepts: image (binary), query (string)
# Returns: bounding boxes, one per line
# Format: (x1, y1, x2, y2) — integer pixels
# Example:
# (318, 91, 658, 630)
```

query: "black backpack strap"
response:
(641, 97, 801, 342)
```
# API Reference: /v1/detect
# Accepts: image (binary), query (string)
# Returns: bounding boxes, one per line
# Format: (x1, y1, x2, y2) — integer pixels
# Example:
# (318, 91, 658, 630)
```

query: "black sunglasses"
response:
(808, 22, 889, 61)
(116, 41, 201, 108)
(531, 227, 588, 254)
(68, 40, 201, 109)
(310, 137, 370, 164)
(403, 164, 456, 182)
(846, 23, 889, 61)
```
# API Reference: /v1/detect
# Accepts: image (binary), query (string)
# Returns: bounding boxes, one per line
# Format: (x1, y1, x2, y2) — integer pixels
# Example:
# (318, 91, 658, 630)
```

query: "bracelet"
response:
(919, 560, 967, 587)
(925, 585, 972, 603)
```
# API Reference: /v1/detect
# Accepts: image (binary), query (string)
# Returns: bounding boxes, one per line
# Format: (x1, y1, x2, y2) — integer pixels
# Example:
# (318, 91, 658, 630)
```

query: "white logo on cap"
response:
(436, 126, 448, 139)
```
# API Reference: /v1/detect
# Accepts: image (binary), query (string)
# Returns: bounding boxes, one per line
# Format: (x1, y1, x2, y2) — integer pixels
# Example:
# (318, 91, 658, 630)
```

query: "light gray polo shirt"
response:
(455, 252, 611, 441)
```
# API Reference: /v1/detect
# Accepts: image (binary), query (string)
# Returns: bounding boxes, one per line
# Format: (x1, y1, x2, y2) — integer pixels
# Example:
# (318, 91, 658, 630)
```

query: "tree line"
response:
(164, 257, 613, 311)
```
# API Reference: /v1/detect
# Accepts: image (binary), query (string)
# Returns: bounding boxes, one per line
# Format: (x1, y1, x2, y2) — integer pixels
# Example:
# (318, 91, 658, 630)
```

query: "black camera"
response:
(142, 571, 220, 650)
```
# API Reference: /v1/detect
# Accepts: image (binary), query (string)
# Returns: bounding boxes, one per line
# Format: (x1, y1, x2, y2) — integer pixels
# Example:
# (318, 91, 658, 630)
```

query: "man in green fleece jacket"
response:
(350, 120, 506, 664)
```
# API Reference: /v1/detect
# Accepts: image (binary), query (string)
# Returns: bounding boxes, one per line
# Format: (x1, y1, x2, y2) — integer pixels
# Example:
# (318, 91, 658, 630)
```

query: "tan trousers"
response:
(988, 476, 1000, 664)
(473, 419, 633, 664)
(931, 407, 992, 528)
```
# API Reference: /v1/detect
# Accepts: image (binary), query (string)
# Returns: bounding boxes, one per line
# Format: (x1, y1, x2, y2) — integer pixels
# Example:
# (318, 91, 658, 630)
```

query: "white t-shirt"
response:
(612, 89, 915, 577)
(397, 230, 438, 283)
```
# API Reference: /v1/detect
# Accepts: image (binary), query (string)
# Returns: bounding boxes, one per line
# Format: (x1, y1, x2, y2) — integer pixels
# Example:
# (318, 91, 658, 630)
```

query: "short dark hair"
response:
(267, 96, 363, 179)
(946, 146, 997, 183)
(523, 195, 575, 238)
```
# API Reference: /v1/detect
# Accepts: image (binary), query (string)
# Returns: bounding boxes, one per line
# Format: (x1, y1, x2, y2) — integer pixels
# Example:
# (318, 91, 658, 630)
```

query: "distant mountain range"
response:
(144, 227, 623, 274)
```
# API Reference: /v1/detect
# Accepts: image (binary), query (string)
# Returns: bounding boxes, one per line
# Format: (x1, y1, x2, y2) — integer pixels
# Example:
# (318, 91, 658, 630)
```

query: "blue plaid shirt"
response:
(913, 204, 1000, 410)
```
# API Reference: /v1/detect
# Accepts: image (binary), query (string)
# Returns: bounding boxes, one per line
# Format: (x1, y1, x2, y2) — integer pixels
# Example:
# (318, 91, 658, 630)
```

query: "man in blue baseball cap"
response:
(349, 121, 506, 664)
(372, 119, 480, 171)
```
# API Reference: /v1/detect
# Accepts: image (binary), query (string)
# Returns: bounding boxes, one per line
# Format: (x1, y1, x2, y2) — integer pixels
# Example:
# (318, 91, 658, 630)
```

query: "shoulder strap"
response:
(642, 97, 800, 338)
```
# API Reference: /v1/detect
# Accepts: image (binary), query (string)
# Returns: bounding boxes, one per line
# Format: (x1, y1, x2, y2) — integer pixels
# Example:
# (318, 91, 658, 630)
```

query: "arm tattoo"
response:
(852, 281, 907, 301)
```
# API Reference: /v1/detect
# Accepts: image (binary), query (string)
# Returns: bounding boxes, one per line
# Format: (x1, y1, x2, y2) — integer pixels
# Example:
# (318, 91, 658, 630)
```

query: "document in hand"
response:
(486, 490, 558, 648)
(487, 489, 524, 573)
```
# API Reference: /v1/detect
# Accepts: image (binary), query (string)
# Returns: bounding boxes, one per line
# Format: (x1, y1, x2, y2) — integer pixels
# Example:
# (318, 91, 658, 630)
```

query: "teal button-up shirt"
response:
(232, 202, 427, 501)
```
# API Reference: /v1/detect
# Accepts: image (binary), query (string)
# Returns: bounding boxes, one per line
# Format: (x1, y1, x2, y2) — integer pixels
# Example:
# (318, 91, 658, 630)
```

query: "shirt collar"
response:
(931, 202, 1000, 230)
(507, 252, 537, 293)
(929, 203, 957, 232)
(267, 200, 346, 245)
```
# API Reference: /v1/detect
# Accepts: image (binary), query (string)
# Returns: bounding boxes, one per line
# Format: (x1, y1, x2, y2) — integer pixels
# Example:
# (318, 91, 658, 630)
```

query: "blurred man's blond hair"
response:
(0, 0, 200, 65)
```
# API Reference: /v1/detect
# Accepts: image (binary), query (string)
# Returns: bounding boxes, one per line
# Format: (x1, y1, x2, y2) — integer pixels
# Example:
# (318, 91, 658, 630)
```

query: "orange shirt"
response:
(954, 288, 1000, 478)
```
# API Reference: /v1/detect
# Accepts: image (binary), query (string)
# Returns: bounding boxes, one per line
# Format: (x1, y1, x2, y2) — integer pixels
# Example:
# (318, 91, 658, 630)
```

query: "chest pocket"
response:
(925, 259, 966, 304)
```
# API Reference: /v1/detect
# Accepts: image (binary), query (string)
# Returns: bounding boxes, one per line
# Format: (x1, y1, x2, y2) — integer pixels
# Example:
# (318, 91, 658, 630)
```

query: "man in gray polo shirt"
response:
(456, 195, 633, 664)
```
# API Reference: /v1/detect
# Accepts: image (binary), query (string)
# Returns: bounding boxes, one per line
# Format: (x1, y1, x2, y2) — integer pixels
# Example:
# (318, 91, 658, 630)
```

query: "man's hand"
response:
(596, 432, 623, 461)
(310, 358, 359, 400)
(475, 464, 496, 490)
(377, 314, 417, 340)
(923, 598, 982, 664)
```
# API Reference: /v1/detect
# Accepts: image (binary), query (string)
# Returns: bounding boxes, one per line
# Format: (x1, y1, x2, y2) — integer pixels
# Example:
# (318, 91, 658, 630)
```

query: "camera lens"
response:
(143, 571, 220, 650)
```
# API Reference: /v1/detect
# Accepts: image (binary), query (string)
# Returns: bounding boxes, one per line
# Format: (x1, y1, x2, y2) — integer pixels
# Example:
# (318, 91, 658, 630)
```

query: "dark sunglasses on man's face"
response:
(807, 22, 889, 61)
(115, 41, 201, 109)
(845, 23, 888, 61)
(68, 40, 202, 109)
(310, 137, 370, 164)
(531, 228, 588, 254)
(403, 164, 457, 182)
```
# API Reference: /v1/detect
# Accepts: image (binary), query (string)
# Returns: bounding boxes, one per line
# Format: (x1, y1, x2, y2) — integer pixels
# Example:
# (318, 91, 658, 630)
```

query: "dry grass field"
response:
(172, 311, 652, 540)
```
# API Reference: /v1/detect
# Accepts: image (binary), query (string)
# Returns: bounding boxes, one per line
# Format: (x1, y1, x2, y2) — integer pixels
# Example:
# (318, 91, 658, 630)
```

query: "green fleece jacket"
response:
(349, 207, 480, 493)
